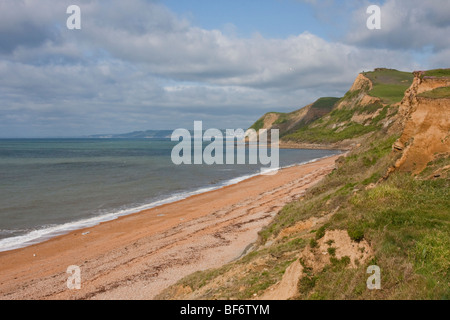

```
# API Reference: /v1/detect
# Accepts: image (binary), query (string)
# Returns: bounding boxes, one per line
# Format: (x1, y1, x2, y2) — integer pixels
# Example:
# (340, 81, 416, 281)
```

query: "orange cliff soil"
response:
(394, 71, 450, 174)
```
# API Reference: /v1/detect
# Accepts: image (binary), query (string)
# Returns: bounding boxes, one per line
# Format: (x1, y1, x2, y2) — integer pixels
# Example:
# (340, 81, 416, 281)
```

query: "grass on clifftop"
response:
(418, 86, 450, 99)
(423, 69, 450, 78)
(363, 69, 414, 104)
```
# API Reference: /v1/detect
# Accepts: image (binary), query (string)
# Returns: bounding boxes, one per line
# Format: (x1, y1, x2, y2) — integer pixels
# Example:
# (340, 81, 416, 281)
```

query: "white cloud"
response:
(0, 0, 447, 137)
(345, 0, 450, 51)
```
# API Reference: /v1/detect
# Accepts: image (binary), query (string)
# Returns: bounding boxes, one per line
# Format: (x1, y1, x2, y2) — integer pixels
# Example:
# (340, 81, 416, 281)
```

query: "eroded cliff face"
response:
(394, 72, 450, 174)
(336, 73, 376, 110)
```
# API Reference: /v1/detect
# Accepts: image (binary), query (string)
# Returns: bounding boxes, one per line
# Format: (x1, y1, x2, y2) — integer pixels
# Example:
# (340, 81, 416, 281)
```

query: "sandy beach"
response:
(0, 155, 340, 300)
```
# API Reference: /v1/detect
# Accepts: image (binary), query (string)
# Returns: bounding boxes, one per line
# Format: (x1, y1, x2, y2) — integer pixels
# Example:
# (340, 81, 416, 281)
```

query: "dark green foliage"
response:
(315, 225, 327, 240)
(347, 225, 365, 242)
(311, 97, 341, 110)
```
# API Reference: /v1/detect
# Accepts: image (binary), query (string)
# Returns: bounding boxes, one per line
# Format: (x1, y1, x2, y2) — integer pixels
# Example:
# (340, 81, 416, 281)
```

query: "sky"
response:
(0, 0, 449, 137)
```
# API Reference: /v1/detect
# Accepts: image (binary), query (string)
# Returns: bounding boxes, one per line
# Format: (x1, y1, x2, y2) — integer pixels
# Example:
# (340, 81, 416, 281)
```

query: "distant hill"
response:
(88, 129, 243, 140)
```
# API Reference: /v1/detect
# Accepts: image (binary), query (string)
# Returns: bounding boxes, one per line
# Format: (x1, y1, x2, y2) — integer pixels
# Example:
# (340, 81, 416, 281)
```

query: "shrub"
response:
(347, 226, 365, 242)
(327, 247, 336, 256)
(309, 238, 318, 248)
(315, 226, 326, 240)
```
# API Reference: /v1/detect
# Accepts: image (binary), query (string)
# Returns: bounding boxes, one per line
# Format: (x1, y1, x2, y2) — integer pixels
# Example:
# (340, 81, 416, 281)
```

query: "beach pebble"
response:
(82, 231, 90, 236)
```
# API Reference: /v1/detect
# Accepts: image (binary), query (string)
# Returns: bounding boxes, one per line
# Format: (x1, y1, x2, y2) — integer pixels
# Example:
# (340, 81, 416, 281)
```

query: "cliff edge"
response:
(394, 71, 450, 173)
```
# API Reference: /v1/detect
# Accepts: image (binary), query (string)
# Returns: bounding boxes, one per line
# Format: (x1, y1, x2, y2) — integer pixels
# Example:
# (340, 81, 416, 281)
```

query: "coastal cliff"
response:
(251, 68, 415, 150)
(158, 68, 450, 300)
(394, 71, 450, 173)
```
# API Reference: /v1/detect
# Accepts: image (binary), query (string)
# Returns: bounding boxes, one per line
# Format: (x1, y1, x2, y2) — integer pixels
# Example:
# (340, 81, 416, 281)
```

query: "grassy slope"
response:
(249, 115, 267, 132)
(418, 86, 450, 99)
(310, 97, 341, 110)
(282, 101, 385, 144)
(157, 69, 449, 300)
(283, 69, 412, 144)
(291, 141, 449, 299)
(363, 69, 414, 104)
(248, 97, 339, 134)
(159, 129, 449, 300)
(423, 68, 450, 77)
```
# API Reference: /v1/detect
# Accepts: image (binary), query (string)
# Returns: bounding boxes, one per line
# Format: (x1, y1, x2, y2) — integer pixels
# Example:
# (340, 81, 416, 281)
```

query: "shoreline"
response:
(0, 153, 341, 253)
(0, 154, 341, 300)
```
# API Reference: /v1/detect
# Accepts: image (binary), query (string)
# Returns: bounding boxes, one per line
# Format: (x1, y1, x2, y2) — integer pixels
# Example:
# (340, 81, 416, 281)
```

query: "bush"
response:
(347, 226, 364, 242)
(327, 247, 336, 256)
(309, 238, 318, 248)
(315, 226, 326, 240)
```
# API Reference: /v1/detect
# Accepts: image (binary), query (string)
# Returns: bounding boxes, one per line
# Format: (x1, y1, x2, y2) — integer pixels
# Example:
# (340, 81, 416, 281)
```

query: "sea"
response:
(0, 138, 341, 252)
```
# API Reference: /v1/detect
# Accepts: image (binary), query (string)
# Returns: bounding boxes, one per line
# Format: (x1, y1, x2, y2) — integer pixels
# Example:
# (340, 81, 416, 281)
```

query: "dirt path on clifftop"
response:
(0, 156, 339, 300)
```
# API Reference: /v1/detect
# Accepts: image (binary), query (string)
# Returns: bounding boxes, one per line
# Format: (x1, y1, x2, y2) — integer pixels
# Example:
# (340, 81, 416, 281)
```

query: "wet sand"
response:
(0, 155, 340, 300)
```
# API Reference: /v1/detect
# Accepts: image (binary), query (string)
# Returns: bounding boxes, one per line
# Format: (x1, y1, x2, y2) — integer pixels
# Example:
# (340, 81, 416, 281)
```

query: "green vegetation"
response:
(260, 132, 400, 243)
(249, 116, 265, 132)
(315, 225, 327, 240)
(283, 121, 378, 144)
(356, 102, 384, 115)
(311, 97, 340, 110)
(282, 70, 406, 145)
(287, 133, 449, 299)
(168, 238, 306, 300)
(363, 69, 414, 104)
(423, 68, 450, 78)
(327, 247, 336, 256)
(273, 112, 290, 125)
(322, 175, 449, 299)
(347, 226, 365, 242)
(157, 68, 449, 301)
(418, 86, 450, 99)
(266, 129, 449, 299)
(369, 84, 409, 104)
(310, 238, 318, 248)
(251, 69, 414, 145)
(418, 153, 450, 179)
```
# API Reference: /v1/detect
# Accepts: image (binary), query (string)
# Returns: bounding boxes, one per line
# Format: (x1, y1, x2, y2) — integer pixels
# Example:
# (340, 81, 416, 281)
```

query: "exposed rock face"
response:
(348, 73, 373, 93)
(395, 72, 450, 174)
(247, 68, 449, 174)
(414, 71, 450, 94)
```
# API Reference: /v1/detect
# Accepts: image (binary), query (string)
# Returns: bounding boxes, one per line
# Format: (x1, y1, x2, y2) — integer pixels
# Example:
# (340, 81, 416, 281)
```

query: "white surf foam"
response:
(0, 154, 338, 252)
